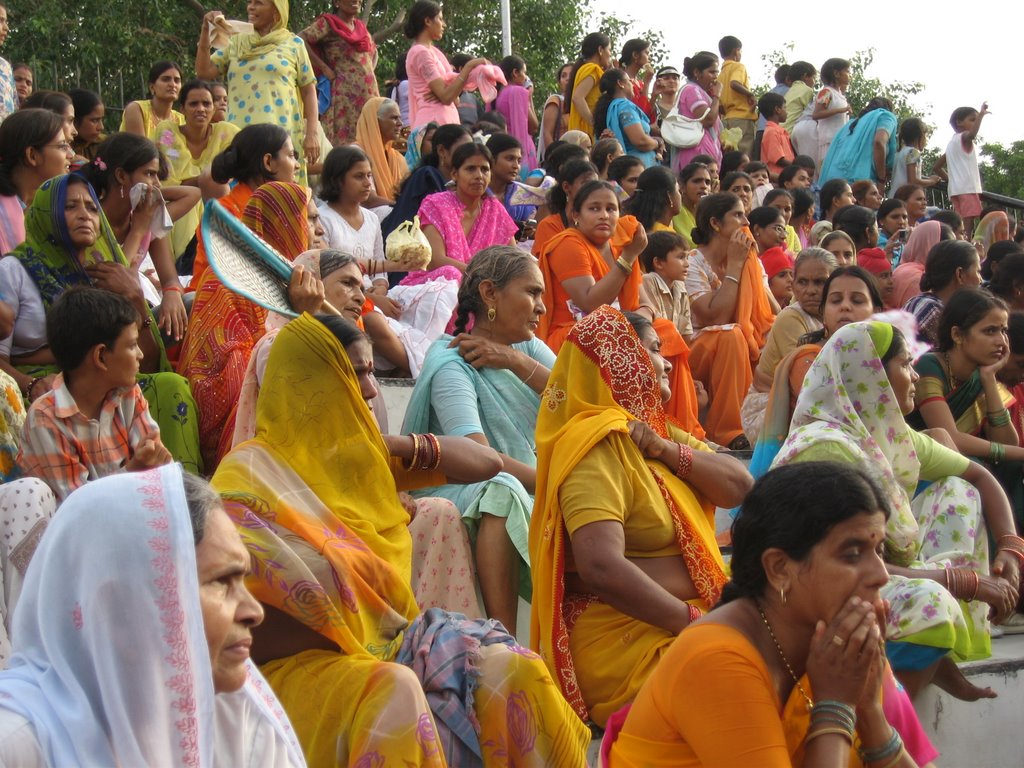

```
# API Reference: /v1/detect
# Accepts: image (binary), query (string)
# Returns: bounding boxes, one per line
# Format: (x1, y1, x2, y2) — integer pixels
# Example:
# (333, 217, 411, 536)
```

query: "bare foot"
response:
(933, 656, 997, 701)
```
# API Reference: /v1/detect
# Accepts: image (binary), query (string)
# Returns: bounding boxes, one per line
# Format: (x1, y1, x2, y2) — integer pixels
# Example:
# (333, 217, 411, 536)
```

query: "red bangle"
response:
(687, 603, 702, 624)
(676, 443, 693, 478)
(162, 284, 184, 293)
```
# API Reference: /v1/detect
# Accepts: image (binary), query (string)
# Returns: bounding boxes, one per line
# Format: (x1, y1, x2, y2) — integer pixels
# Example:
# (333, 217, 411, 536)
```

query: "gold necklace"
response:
(756, 602, 814, 711)
(942, 351, 962, 390)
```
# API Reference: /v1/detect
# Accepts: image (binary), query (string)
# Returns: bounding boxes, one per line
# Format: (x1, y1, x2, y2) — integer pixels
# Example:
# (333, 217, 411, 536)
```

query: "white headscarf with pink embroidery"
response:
(0, 464, 305, 767)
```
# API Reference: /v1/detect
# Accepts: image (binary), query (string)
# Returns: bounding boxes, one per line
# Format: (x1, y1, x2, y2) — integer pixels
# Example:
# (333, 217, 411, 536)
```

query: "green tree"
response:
(979, 141, 1024, 201)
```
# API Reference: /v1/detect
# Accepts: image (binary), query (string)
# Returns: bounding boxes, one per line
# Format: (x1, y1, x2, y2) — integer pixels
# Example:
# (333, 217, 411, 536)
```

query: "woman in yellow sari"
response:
(531, 305, 752, 727)
(214, 312, 591, 767)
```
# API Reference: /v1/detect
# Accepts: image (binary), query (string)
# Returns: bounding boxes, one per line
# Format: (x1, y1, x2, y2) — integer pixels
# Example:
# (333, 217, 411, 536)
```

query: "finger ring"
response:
(831, 635, 845, 647)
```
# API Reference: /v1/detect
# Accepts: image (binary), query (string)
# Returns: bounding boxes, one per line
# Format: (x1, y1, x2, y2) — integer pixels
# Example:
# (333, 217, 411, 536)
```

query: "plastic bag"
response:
(385, 216, 432, 271)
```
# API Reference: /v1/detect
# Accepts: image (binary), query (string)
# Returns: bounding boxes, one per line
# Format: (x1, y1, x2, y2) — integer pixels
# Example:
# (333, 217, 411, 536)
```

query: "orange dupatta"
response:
(355, 96, 409, 200)
(530, 306, 726, 720)
(736, 234, 777, 364)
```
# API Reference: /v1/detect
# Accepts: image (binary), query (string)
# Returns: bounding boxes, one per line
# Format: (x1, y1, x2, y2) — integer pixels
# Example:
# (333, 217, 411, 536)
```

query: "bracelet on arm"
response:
(615, 256, 634, 276)
(997, 533, 1024, 566)
(989, 441, 1006, 463)
(162, 284, 184, 294)
(522, 359, 541, 384)
(988, 407, 1012, 428)
(723, 274, 741, 285)
(22, 376, 42, 400)
(687, 603, 702, 624)
(675, 443, 693, 478)
(858, 727, 903, 765)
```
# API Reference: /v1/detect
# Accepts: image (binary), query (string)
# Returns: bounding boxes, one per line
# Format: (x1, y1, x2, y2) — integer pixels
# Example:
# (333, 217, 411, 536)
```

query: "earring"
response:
(779, 586, 787, 606)
(119, 185, 126, 200)
(487, 306, 496, 322)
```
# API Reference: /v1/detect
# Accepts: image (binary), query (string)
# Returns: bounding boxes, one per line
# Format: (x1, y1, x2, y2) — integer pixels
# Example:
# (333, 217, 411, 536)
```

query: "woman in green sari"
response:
(0, 174, 201, 473)
(403, 245, 552, 633)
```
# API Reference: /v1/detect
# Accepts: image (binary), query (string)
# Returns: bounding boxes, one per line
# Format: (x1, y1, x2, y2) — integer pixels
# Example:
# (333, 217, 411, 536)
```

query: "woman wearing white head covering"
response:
(0, 464, 306, 767)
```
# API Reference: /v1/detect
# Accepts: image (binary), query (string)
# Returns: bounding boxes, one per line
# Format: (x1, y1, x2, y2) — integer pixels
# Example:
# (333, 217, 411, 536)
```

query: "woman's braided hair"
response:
(453, 245, 538, 335)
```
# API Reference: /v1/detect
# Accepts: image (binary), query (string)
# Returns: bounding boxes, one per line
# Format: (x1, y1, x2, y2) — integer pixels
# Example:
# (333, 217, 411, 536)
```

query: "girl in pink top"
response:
(403, 0, 486, 129)
(672, 51, 723, 171)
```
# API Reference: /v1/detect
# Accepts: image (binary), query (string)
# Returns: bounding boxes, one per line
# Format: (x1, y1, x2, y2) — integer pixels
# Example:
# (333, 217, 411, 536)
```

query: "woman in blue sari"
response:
(593, 69, 661, 168)
(819, 97, 898, 186)
(403, 245, 553, 633)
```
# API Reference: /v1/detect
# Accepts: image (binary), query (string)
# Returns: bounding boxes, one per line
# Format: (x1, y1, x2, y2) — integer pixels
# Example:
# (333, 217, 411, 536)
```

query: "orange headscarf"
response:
(355, 96, 409, 200)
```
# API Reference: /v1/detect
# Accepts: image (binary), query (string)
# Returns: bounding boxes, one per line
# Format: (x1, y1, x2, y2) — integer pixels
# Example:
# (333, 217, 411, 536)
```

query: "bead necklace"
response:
(756, 602, 814, 712)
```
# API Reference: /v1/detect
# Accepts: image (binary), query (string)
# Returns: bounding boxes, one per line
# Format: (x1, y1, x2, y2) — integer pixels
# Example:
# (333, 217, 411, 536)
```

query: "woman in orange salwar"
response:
(684, 192, 777, 448)
(530, 306, 751, 728)
(214, 312, 591, 767)
(178, 181, 317, 471)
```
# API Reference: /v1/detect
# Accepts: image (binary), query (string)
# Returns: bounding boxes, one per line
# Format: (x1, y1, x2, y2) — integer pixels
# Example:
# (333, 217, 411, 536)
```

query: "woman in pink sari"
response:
(495, 55, 539, 174)
(390, 141, 518, 339)
(892, 220, 955, 308)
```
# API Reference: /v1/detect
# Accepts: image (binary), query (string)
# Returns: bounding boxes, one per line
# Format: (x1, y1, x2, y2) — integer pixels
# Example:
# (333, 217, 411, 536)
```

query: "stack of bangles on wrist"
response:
(988, 407, 1012, 428)
(615, 256, 634, 275)
(675, 443, 693, 478)
(997, 533, 1024, 567)
(857, 727, 906, 767)
(805, 700, 857, 745)
(989, 440, 1006, 462)
(944, 566, 981, 601)
(687, 603, 702, 624)
(361, 259, 385, 278)
(403, 433, 442, 471)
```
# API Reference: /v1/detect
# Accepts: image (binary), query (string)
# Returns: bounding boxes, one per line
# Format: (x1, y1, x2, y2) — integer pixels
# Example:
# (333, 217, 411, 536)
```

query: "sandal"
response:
(728, 435, 751, 451)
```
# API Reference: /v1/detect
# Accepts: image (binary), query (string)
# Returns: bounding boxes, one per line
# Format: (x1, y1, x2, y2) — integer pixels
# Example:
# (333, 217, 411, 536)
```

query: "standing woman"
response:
(538, 63, 572, 163)
(300, 0, 379, 147)
(119, 60, 184, 140)
(812, 57, 851, 170)
(672, 52, 723, 171)
(403, 0, 485, 130)
(495, 55, 539, 174)
(565, 32, 612, 140)
(671, 161, 711, 247)
(155, 79, 239, 264)
(69, 89, 106, 164)
(686, 192, 777, 448)
(197, 0, 319, 186)
(594, 69, 660, 169)
(819, 97, 899, 186)
(619, 38, 654, 119)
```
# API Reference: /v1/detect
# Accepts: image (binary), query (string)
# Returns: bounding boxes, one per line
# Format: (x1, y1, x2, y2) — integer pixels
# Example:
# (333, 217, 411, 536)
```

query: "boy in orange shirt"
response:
(757, 92, 795, 181)
(717, 36, 756, 155)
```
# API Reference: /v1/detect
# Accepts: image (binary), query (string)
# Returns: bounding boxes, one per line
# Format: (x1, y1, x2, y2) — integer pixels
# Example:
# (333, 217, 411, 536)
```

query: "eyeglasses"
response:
(43, 142, 73, 154)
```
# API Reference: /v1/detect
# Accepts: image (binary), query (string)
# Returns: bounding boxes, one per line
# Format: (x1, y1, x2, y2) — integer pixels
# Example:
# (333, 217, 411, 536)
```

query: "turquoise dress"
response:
(819, 108, 898, 184)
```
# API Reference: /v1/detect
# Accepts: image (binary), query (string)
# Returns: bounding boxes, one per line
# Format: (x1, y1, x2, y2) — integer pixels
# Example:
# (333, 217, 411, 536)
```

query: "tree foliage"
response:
(980, 141, 1024, 201)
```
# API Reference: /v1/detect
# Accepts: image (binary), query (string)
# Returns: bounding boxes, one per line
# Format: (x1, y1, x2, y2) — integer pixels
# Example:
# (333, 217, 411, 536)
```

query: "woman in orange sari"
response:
(530, 306, 751, 728)
(685, 192, 777, 448)
(178, 181, 322, 471)
(537, 180, 647, 352)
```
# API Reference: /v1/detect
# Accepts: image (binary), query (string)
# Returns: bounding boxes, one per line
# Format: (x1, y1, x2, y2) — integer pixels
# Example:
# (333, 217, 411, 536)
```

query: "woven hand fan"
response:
(201, 201, 338, 317)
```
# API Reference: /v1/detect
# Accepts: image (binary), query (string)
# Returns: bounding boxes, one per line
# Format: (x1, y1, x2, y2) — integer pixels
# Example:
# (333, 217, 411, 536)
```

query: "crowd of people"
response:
(0, 0, 1021, 765)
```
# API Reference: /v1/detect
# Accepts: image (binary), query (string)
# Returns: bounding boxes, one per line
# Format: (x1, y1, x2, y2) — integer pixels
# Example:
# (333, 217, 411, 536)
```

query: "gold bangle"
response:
(615, 256, 633, 275)
(878, 747, 908, 768)
(806, 726, 854, 745)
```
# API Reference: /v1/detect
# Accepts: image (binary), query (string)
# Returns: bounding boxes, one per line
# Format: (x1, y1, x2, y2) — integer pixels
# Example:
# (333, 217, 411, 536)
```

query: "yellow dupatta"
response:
(529, 305, 726, 720)
(213, 313, 419, 660)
